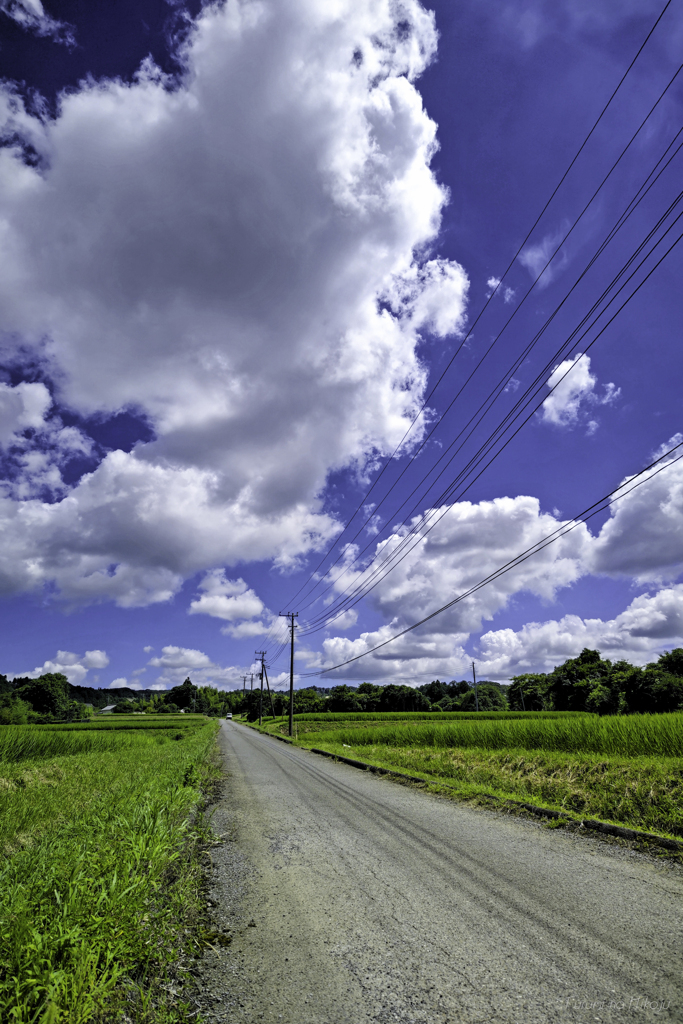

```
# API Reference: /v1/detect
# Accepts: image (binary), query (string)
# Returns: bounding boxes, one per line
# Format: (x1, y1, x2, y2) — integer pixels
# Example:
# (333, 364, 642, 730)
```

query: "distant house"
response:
(100, 705, 117, 714)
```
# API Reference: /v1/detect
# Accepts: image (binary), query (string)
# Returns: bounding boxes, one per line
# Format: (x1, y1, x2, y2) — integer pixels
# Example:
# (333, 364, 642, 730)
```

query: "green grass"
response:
(259, 710, 583, 738)
(0, 718, 220, 1023)
(300, 712, 683, 758)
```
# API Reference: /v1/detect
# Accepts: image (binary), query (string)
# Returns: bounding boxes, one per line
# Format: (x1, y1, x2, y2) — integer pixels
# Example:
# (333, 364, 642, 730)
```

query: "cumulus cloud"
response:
(329, 495, 590, 636)
(318, 446, 683, 680)
(0, 0, 468, 607)
(0, 381, 94, 502)
(10, 648, 109, 686)
(541, 353, 619, 430)
(478, 585, 683, 677)
(188, 570, 274, 637)
(589, 440, 683, 582)
(146, 644, 242, 689)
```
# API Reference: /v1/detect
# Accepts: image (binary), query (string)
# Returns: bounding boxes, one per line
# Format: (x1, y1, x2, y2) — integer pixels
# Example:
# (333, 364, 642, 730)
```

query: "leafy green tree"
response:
(458, 683, 507, 711)
(162, 678, 198, 710)
(357, 682, 383, 711)
(378, 684, 430, 712)
(655, 648, 683, 677)
(328, 685, 363, 712)
(293, 688, 327, 714)
(0, 693, 32, 724)
(508, 674, 551, 711)
(13, 673, 70, 719)
(548, 649, 613, 712)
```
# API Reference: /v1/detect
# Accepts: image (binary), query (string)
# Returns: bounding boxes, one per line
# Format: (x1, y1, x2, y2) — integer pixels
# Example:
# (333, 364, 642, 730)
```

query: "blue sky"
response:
(0, 0, 682, 691)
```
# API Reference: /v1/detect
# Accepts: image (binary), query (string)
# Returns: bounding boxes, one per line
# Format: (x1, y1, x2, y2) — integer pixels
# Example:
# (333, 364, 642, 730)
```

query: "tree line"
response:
(1, 647, 682, 724)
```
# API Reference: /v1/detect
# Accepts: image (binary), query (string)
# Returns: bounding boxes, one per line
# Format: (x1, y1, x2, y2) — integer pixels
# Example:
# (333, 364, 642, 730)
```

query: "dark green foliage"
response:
(378, 684, 431, 712)
(0, 693, 32, 725)
(506, 647, 683, 716)
(459, 683, 507, 712)
(13, 673, 71, 718)
(656, 647, 683, 676)
(328, 684, 363, 711)
(507, 674, 551, 711)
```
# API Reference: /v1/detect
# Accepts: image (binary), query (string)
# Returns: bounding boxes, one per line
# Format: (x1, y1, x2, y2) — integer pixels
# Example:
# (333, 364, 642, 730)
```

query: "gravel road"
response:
(193, 720, 683, 1024)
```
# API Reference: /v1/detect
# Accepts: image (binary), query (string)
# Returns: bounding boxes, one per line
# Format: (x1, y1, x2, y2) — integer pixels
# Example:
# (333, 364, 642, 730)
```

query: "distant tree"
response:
(655, 648, 683, 678)
(378, 684, 430, 712)
(0, 693, 32, 724)
(13, 673, 71, 719)
(419, 680, 449, 703)
(292, 688, 327, 715)
(508, 674, 552, 711)
(328, 685, 362, 712)
(157, 702, 180, 714)
(162, 678, 198, 711)
(548, 649, 613, 712)
(459, 683, 507, 712)
(357, 682, 383, 711)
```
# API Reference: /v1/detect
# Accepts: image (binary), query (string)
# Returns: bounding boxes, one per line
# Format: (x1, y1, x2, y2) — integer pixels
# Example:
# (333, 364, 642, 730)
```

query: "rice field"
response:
(0, 717, 204, 762)
(304, 712, 683, 758)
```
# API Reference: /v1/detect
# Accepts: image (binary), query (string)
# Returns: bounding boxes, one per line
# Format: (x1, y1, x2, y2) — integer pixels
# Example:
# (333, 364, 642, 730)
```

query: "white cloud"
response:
(0, 0, 74, 44)
(318, 494, 589, 681)
(189, 570, 264, 620)
(326, 608, 358, 631)
(589, 441, 683, 582)
(109, 677, 128, 688)
(146, 644, 243, 689)
(478, 585, 683, 677)
(0, 0, 468, 607)
(541, 353, 619, 430)
(330, 495, 589, 636)
(0, 382, 51, 444)
(485, 276, 515, 303)
(10, 648, 109, 686)
(318, 446, 683, 680)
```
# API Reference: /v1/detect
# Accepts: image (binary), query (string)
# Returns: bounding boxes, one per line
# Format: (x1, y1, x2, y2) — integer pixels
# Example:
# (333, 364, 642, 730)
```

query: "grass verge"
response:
(0, 718, 221, 1023)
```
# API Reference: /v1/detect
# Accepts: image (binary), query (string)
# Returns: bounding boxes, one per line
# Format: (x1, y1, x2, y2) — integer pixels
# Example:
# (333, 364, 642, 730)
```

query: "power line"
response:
(306, 441, 683, 676)
(297, 192, 683, 632)
(282, 0, 675, 615)
(292, 60, 683, 623)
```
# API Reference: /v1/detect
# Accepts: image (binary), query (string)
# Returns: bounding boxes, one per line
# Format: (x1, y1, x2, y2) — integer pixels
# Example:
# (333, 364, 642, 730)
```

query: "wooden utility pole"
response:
(263, 660, 276, 718)
(255, 652, 266, 726)
(279, 612, 298, 737)
(472, 661, 479, 712)
(242, 674, 248, 696)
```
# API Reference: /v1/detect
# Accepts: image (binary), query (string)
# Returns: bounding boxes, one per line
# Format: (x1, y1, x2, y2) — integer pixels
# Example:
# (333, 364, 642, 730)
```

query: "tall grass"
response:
(0, 722, 203, 762)
(309, 712, 683, 758)
(0, 719, 220, 1022)
(293, 710, 582, 723)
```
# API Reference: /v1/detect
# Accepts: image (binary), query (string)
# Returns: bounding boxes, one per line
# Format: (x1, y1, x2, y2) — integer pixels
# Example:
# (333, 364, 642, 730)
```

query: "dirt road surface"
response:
(193, 720, 683, 1024)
